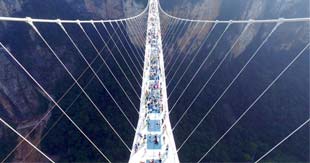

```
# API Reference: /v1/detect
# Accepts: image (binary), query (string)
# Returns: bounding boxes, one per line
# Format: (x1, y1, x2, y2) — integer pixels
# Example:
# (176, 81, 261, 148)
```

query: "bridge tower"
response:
(129, 0, 179, 162)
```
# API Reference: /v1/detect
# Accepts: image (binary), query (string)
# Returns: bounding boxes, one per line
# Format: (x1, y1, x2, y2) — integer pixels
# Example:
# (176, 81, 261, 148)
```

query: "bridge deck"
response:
(129, 0, 179, 162)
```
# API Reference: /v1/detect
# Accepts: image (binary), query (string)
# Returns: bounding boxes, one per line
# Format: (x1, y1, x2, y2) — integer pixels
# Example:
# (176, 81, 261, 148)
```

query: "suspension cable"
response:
(177, 22, 281, 152)
(126, 18, 147, 56)
(96, 22, 142, 98)
(110, 23, 143, 69)
(167, 22, 208, 87)
(0, 42, 112, 162)
(160, 16, 170, 36)
(162, 18, 177, 50)
(197, 43, 310, 162)
(0, 118, 55, 163)
(90, 21, 140, 105)
(94, 21, 140, 99)
(23, 61, 109, 161)
(255, 118, 310, 163)
(63, 21, 140, 119)
(77, 21, 138, 128)
(161, 9, 194, 52)
(162, 18, 178, 49)
(169, 22, 232, 114)
(158, 2, 310, 24)
(166, 22, 198, 76)
(0, 0, 149, 24)
(137, 16, 148, 50)
(172, 22, 251, 130)
(125, 19, 146, 59)
(109, 22, 143, 76)
(119, 21, 144, 62)
(167, 22, 217, 94)
(102, 22, 142, 87)
(128, 16, 147, 55)
(163, 20, 184, 54)
(164, 21, 190, 68)
(1, 31, 120, 163)
(166, 22, 203, 79)
(29, 20, 132, 151)
(116, 21, 144, 67)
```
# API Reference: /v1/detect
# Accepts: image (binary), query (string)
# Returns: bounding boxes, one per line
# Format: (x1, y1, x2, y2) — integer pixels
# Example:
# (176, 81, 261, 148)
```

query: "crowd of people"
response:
(131, 1, 171, 162)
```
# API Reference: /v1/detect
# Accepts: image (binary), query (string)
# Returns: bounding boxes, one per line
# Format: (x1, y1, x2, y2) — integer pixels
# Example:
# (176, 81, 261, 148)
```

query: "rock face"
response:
(160, 0, 309, 162)
(0, 0, 308, 162)
(161, 0, 309, 59)
(0, 0, 23, 17)
(0, 49, 42, 122)
(0, 0, 145, 162)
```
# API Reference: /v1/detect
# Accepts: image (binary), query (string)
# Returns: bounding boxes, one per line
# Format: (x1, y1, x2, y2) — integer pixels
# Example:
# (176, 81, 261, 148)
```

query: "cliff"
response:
(0, 0, 145, 162)
(0, 0, 308, 162)
(160, 0, 309, 162)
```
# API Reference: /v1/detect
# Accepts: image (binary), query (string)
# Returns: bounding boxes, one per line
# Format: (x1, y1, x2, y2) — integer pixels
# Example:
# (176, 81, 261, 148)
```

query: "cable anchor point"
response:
(56, 19, 62, 25)
(76, 19, 81, 25)
(26, 17, 34, 26)
(249, 19, 254, 24)
(278, 18, 285, 25)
